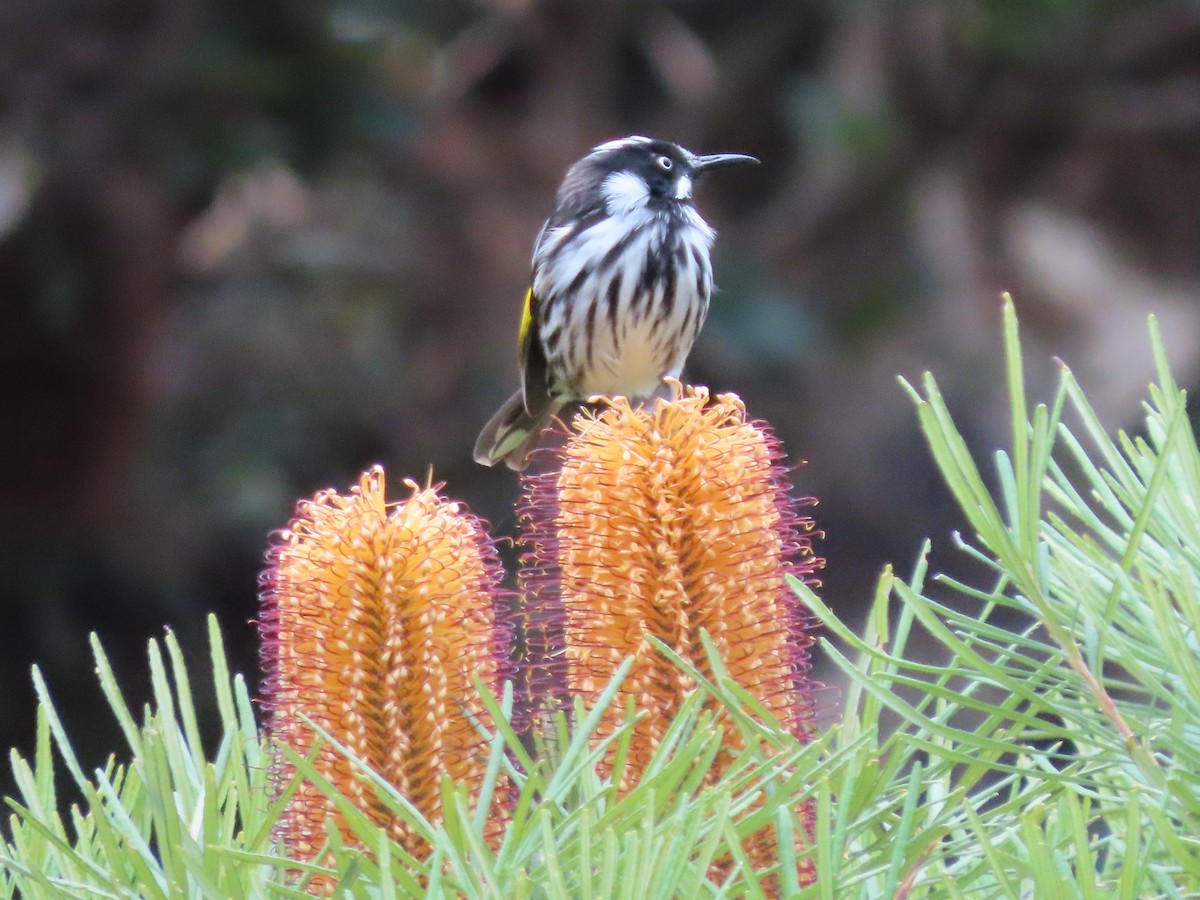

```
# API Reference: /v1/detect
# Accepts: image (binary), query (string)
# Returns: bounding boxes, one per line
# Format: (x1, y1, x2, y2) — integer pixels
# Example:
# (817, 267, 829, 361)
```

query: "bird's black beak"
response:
(690, 152, 759, 174)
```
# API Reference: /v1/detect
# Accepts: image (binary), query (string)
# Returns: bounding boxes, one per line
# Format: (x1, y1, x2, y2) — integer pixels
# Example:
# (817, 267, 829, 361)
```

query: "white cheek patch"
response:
(674, 175, 692, 200)
(602, 170, 650, 215)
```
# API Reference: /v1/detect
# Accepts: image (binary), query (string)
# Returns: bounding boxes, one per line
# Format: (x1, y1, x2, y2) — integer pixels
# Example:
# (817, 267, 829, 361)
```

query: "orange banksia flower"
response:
(258, 466, 511, 879)
(520, 383, 821, 750)
(519, 383, 822, 888)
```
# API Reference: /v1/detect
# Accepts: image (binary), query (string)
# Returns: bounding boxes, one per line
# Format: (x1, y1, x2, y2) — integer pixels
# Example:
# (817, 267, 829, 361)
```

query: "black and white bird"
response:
(473, 135, 757, 470)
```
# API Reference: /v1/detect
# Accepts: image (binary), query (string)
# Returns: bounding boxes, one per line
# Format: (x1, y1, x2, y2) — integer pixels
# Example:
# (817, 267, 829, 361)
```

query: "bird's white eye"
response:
(657, 155, 673, 170)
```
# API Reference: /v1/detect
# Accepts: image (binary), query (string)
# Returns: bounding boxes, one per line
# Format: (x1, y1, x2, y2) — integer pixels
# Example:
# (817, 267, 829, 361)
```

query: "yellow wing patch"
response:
(518, 287, 534, 359)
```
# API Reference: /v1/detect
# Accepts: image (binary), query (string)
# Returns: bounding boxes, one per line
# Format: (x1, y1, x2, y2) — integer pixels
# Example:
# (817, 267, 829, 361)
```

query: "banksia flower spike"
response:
(520, 382, 822, 760)
(259, 466, 511, 878)
(520, 383, 822, 890)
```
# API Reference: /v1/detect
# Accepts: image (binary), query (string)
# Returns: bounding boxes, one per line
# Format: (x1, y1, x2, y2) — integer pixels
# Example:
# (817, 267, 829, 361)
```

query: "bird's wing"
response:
(518, 287, 551, 416)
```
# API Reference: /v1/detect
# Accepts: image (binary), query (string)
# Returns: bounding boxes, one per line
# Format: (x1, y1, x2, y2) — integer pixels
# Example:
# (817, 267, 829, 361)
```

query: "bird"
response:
(473, 135, 758, 470)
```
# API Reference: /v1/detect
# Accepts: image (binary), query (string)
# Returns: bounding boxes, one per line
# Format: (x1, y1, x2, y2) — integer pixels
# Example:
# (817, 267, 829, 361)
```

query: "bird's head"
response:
(556, 136, 758, 218)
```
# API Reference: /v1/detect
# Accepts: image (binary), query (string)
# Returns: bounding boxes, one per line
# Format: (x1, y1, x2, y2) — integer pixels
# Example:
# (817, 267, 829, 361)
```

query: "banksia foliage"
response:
(259, 467, 511, 875)
(521, 382, 822, 762)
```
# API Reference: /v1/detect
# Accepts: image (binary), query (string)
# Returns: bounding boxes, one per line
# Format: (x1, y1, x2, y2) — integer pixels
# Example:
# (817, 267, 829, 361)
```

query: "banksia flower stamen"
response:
(259, 466, 511, 874)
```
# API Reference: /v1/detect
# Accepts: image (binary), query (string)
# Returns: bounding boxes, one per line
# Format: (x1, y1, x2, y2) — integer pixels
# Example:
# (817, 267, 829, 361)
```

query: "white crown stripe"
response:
(590, 136, 654, 155)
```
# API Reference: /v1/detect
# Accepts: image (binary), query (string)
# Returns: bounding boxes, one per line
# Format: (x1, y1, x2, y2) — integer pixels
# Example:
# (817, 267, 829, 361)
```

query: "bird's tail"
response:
(473, 390, 561, 471)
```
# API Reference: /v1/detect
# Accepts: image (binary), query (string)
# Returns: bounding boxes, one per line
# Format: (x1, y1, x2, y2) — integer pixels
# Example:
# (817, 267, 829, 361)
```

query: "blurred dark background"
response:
(4, 0, 1200, 788)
